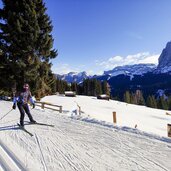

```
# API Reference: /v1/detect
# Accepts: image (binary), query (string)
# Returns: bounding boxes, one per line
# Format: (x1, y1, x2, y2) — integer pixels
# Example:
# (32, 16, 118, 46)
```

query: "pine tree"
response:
(146, 95, 157, 108)
(101, 81, 106, 94)
(71, 82, 78, 94)
(168, 96, 171, 110)
(56, 78, 60, 93)
(48, 72, 56, 94)
(106, 82, 111, 96)
(124, 91, 131, 103)
(77, 84, 83, 95)
(58, 80, 64, 94)
(134, 90, 145, 105)
(89, 79, 94, 96)
(157, 96, 169, 110)
(65, 82, 71, 91)
(151, 95, 157, 108)
(0, 0, 57, 98)
(83, 79, 90, 95)
(95, 79, 102, 96)
(138, 94, 145, 105)
(146, 95, 151, 107)
(101, 81, 110, 96)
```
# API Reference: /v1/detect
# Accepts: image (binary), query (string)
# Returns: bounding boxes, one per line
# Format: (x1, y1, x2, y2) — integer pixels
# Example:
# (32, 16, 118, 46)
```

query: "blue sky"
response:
(1, 0, 171, 75)
(44, 0, 171, 75)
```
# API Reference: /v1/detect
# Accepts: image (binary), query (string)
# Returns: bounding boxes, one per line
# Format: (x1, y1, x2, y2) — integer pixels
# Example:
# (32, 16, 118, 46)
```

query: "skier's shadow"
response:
(0, 122, 32, 131)
(0, 125, 20, 131)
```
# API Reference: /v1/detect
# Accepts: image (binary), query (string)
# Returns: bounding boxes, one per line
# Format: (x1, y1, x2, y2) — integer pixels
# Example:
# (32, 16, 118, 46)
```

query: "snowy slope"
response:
(41, 95, 171, 137)
(0, 97, 171, 171)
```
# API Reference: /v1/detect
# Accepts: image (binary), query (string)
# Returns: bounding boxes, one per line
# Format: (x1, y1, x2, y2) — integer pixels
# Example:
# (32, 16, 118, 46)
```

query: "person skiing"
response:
(12, 83, 36, 127)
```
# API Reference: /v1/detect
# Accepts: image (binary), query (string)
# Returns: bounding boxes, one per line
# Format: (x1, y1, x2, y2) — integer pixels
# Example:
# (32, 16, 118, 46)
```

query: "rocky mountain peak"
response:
(158, 41, 171, 69)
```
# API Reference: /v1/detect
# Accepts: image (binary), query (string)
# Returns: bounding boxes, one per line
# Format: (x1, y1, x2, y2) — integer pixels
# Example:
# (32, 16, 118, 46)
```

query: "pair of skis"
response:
(17, 122, 54, 137)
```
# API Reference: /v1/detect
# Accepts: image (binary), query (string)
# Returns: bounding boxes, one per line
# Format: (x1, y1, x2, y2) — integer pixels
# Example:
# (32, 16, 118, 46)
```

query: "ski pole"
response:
(0, 109, 13, 121)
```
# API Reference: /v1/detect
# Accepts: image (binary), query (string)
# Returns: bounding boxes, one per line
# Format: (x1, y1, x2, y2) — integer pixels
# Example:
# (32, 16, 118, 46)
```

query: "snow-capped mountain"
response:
(56, 71, 91, 83)
(56, 64, 157, 83)
(104, 64, 156, 78)
(155, 66, 171, 73)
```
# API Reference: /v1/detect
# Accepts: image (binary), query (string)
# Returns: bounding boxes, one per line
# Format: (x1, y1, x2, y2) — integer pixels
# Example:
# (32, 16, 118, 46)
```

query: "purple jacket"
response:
(13, 89, 34, 105)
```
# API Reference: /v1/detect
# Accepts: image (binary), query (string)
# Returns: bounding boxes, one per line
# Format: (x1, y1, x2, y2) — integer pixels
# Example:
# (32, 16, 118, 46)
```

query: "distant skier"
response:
(12, 83, 36, 127)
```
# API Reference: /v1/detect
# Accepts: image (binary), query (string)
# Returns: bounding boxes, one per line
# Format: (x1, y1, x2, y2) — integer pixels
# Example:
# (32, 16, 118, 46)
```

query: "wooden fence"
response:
(35, 101, 62, 113)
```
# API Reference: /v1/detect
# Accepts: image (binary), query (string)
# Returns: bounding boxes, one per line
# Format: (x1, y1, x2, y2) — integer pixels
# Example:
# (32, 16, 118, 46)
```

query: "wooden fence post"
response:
(167, 124, 171, 137)
(78, 106, 81, 115)
(42, 103, 44, 109)
(59, 106, 62, 113)
(113, 112, 117, 124)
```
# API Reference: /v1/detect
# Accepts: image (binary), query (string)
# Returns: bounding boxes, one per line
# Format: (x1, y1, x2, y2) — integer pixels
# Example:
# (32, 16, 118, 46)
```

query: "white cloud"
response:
(138, 54, 159, 64)
(96, 52, 159, 70)
(86, 70, 94, 75)
(87, 69, 103, 75)
(52, 52, 159, 75)
(52, 64, 100, 75)
(109, 56, 123, 62)
(52, 63, 80, 74)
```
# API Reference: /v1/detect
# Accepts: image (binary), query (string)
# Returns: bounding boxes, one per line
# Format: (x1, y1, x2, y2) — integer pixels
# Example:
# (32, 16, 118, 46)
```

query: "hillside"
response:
(0, 97, 171, 171)
(41, 95, 171, 137)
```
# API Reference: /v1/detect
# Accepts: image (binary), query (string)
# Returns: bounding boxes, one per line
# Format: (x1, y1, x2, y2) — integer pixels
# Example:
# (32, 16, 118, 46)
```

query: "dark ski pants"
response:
(17, 103, 34, 126)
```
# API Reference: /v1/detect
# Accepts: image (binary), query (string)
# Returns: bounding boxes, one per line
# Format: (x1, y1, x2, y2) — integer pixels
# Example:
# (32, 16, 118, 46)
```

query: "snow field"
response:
(41, 95, 171, 137)
(0, 97, 171, 171)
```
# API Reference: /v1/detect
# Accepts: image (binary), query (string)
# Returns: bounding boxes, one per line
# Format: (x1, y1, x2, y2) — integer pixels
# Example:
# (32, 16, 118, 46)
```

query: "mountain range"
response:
(56, 41, 171, 98)
(56, 63, 158, 83)
(57, 41, 171, 83)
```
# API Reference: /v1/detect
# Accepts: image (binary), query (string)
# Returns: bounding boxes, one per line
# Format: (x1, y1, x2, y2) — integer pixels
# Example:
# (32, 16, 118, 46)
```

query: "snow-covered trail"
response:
(0, 139, 26, 171)
(0, 101, 171, 171)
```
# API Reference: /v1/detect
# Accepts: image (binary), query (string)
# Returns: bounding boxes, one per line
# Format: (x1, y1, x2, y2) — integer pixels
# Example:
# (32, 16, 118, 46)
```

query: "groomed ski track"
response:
(0, 139, 26, 171)
(0, 101, 171, 171)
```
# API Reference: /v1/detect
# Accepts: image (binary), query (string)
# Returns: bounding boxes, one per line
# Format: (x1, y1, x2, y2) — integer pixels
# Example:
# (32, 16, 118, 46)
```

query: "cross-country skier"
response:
(12, 83, 36, 127)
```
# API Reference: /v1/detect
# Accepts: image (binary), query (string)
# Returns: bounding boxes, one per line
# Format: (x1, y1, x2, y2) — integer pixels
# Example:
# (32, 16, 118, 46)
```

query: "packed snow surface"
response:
(0, 95, 171, 171)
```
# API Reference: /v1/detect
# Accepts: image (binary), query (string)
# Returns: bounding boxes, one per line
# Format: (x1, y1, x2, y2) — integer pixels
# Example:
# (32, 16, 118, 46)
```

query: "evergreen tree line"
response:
(0, 0, 57, 98)
(55, 78, 110, 96)
(123, 90, 171, 110)
(47, 78, 171, 110)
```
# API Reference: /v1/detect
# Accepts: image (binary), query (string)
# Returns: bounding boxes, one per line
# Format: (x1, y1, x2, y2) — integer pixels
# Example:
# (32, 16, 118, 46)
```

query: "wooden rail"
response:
(35, 101, 62, 113)
(166, 112, 171, 116)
